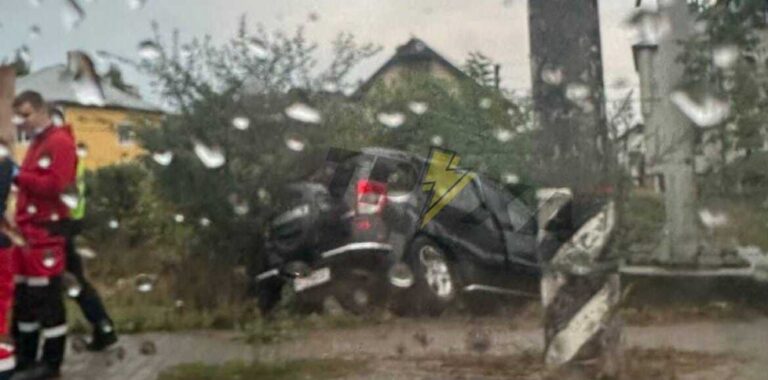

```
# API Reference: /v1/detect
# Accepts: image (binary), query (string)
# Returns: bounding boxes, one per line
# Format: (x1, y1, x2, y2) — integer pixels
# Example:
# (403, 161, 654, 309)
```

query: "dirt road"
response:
(63, 317, 768, 379)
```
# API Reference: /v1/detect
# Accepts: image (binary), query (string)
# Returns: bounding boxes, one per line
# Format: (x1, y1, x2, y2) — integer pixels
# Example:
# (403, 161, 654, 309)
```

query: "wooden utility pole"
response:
(529, 1, 622, 377)
(0, 67, 15, 148)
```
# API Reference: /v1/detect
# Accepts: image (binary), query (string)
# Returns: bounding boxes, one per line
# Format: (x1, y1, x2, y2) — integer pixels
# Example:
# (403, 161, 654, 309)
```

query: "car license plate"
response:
(293, 267, 331, 292)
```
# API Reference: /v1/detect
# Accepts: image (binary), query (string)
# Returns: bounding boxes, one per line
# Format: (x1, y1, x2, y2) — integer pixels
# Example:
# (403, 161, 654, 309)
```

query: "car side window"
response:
(386, 162, 418, 196)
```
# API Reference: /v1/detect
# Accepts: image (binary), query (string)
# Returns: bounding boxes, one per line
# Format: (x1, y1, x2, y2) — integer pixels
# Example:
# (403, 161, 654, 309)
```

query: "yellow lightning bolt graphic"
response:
(420, 148, 476, 228)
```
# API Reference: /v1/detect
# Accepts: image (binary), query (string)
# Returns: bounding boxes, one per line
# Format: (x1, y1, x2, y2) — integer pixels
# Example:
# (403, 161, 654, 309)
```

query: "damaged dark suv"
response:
(251, 147, 540, 315)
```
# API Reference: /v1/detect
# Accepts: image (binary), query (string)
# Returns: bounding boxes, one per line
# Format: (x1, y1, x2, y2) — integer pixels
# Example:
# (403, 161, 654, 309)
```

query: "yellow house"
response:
(14, 64, 162, 169)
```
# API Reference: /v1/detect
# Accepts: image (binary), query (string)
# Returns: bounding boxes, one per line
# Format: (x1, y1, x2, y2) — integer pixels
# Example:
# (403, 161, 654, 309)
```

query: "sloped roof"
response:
(16, 65, 161, 113)
(354, 38, 475, 97)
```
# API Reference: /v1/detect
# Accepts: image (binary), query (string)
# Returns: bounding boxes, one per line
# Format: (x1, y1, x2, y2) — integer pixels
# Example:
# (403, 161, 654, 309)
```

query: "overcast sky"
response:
(0, 0, 642, 105)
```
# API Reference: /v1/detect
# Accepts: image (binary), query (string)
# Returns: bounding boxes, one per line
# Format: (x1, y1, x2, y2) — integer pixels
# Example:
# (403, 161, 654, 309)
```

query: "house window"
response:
(117, 123, 135, 146)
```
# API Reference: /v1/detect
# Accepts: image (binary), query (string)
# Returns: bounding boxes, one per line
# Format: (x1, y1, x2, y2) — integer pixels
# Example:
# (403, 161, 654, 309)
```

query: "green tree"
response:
(462, 51, 497, 88)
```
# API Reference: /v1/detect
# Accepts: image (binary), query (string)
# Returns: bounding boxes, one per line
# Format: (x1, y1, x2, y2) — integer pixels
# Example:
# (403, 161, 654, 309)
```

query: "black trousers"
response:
(62, 220, 113, 332)
(13, 278, 67, 371)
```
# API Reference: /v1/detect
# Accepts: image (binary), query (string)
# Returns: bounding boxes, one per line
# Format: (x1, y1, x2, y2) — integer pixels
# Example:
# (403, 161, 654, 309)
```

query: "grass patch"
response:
(156, 358, 368, 380)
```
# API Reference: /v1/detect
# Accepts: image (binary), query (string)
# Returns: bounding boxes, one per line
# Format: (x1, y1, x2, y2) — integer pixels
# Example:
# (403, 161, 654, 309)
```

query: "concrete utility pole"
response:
(0, 67, 14, 148)
(528, 0, 609, 193)
(635, 0, 701, 265)
(528, 1, 622, 378)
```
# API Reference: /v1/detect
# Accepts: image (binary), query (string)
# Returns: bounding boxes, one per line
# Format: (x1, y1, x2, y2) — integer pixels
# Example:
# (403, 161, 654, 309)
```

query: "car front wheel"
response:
(398, 237, 457, 316)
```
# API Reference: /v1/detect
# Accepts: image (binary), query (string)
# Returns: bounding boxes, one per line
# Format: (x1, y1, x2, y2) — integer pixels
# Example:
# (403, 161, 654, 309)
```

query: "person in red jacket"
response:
(10, 91, 76, 380)
(0, 138, 19, 380)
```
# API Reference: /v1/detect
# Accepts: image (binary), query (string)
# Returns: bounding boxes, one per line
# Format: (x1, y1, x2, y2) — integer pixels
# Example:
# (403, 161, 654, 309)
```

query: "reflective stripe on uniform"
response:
(26, 277, 50, 287)
(42, 324, 67, 339)
(17, 322, 40, 333)
(0, 355, 14, 372)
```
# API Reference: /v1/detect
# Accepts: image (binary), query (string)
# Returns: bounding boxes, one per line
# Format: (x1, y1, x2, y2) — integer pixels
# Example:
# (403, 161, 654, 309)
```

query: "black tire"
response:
(397, 237, 459, 317)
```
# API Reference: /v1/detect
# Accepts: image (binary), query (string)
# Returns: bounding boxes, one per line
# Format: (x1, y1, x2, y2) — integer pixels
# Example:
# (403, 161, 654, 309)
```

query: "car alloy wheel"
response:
(418, 245, 454, 299)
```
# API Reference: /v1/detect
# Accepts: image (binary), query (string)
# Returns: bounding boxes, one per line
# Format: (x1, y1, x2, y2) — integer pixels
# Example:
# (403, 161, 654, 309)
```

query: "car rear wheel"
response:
(397, 237, 457, 316)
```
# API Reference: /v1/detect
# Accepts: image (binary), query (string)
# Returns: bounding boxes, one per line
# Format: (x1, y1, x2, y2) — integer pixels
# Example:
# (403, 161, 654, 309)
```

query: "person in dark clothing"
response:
(63, 141, 117, 351)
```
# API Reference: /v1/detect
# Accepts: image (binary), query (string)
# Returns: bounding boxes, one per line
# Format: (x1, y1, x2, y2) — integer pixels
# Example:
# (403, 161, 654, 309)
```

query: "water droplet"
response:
(231, 116, 250, 130)
(76, 145, 88, 158)
(11, 115, 25, 126)
(173, 214, 184, 223)
(139, 340, 157, 355)
(66, 283, 82, 298)
(713, 44, 739, 69)
(199, 217, 211, 227)
(246, 38, 269, 59)
(52, 114, 64, 127)
(321, 81, 338, 93)
(42, 249, 56, 268)
(0, 145, 10, 159)
(502, 173, 520, 184)
(29, 25, 41, 40)
(229, 194, 250, 216)
(61, 193, 79, 209)
(76, 247, 97, 259)
(50, 213, 60, 222)
(257, 188, 270, 203)
(494, 128, 514, 143)
(699, 209, 728, 228)
(565, 83, 590, 102)
(127, 0, 146, 10)
(138, 40, 161, 61)
(430, 135, 443, 146)
(479, 98, 493, 109)
(285, 136, 306, 152)
(134, 274, 155, 293)
(62, 0, 86, 31)
(193, 141, 226, 169)
(174, 299, 184, 308)
(151, 151, 173, 166)
(408, 101, 428, 115)
(26, 205, 37, 215)
(37, 155, 52, 169)
(628, 9, 671, 45)
(541, 67, 564, 85)
(108, 219, 119, 229)
(285, 103, 322, 124)
(670, 91, 730, 128)
(68, 51, 106, 106)
(377, 112, 406, 128)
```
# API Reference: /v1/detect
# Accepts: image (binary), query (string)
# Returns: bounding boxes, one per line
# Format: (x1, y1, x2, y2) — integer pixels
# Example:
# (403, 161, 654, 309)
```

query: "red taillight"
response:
(356, 179, 387, 215)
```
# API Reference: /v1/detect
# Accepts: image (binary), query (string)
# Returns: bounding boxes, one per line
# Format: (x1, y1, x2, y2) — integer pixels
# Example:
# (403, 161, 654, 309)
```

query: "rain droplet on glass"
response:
(408, 102, 428, 115)
(0, 145, 10, 159)
(285, 103, 322, 124)
(229, 194, 250, 216)
(77, 145, 88, 158)
(11, 115, 25, 127)
(50, 213, 60, 222)
(173, 214, 184, 223)
(285, 137, 305, 152)
(29, 25, 41, 40)
(670, 91, 730, 128)
(541, 67, 564, 85)
(377, 112, 406, 128)
(42, 249, 56, 268)
(52, 114, 64, 127)
(199, 217, 211, 227)
(108, 219, 119, 229)
(321, 81, 338, 93)
(26, 205, 37, 215)
(68, 51, 106, 106)
(76, 247, 97, 259)
(37, 156, 52, 169)
(628, 9, 671, 45)
(565, 83, 590, 102)
(494, 128, 514, 143)
(62, 0, 86, 31)
(431, 135, 444, 146)
(479, 98, 493, 109)
(127, 0, 146, 10)
(152, 151, 173, 166)
(713, 44, 739, 69)
(257, 188, 270, 203)
(246, 38, 270, 59)
(138, 40, 162, 61)
(193, 141, 226, 169)
(134, 274, 155, 293)
(231, 116, 250, 130)
(502, 173, 520, 184)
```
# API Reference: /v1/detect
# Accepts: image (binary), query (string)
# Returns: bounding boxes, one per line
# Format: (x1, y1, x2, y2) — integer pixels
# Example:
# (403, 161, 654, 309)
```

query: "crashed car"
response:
(251, 147, 540, 315)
